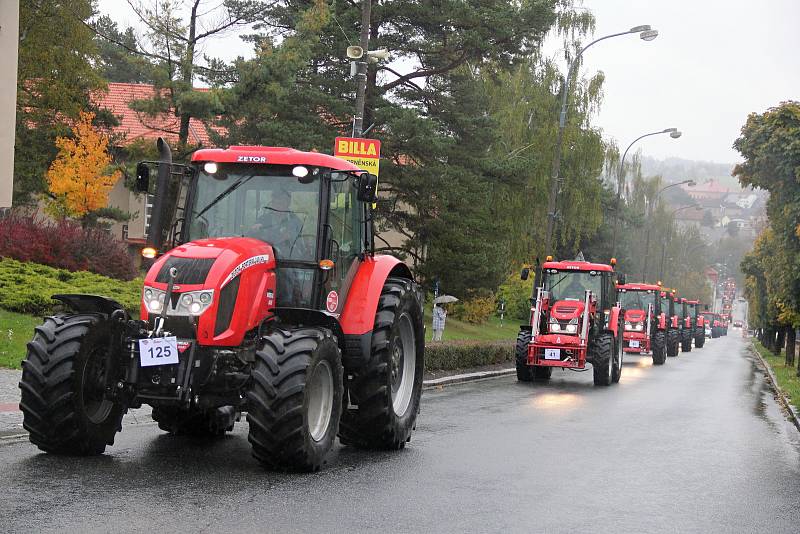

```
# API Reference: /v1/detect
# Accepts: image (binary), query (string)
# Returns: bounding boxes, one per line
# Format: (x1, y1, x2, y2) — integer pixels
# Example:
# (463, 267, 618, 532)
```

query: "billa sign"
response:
(334, 137, 381, 178)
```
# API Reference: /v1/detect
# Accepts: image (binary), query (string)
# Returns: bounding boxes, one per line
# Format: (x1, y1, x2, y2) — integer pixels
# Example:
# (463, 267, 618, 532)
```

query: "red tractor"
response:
(676, 298, 695, 352)
(516, 256, 624, 386)
(659, 288, 681, 358)
(19, 140, 425, 472)
(616, 283, 666, 365)
(720, 313, 730, 336)
(685, 299, 705, 348)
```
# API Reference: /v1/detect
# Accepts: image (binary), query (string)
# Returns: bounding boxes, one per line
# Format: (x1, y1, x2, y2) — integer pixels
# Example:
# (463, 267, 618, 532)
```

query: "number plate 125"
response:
(139, 336, 179, 367)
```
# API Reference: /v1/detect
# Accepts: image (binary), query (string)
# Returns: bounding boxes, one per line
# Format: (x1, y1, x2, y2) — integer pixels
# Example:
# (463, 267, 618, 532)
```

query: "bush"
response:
(0, 211, 136, 280)
(497, 268, 534, 322)
(425, 340, 513, 371)
(449, 288, 496, 324)
(0, 258, 143, 316)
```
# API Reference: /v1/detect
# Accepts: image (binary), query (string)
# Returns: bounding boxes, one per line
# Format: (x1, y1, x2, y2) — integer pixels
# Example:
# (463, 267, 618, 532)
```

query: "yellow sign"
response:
(334, 137, 381, 178)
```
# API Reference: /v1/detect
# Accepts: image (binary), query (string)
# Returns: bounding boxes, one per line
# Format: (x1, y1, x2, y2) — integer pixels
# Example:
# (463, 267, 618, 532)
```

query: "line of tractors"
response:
(16, 138, 734, 473)
(515, 255, 732, 386)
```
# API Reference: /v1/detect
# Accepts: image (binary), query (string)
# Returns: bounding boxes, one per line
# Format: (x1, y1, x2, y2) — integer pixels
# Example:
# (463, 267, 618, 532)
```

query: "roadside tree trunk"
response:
(775, 327, 785, 356)
(785, 327, 796, 367)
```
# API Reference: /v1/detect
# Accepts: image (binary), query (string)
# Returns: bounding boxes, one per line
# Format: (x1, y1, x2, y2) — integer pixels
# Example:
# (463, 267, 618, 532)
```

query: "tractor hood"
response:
(550, 300, 585, 321)
(624, 309, 647, 323)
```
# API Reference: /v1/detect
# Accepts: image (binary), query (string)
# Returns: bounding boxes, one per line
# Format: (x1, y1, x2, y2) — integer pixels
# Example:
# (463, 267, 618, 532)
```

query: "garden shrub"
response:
(0, 211, 136, 280)
(425, 340, 513, 371)
(497, 268, 534, 321)
(0, 258, 142, 316)
(449, 289, 496, 324)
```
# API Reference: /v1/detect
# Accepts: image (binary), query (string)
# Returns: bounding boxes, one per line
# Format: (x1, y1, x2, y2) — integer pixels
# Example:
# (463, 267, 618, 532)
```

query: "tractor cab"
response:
(676, 298, 695, 352)
(685, 299, 705, 348)
(515, 256, 624, 386)
(616, 283, 660, 356)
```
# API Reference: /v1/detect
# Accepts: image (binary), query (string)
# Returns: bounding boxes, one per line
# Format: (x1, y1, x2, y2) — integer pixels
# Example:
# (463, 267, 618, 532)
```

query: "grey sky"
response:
(98, 0, 800, 164)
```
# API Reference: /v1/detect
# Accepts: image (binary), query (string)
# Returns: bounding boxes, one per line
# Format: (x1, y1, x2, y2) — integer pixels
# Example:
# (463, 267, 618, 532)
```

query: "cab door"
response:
(324, 174, 363, 314)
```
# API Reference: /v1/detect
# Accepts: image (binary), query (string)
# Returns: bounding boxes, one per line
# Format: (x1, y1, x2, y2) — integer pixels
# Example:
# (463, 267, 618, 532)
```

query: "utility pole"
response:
(352, 0, 372, 138)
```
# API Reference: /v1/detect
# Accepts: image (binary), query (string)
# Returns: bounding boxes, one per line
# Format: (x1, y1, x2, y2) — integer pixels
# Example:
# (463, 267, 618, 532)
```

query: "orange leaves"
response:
(45, 112, 121, 218)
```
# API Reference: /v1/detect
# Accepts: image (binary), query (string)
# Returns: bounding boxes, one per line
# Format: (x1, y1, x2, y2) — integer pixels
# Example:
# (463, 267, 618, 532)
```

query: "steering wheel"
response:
(289, 234, 317, 259)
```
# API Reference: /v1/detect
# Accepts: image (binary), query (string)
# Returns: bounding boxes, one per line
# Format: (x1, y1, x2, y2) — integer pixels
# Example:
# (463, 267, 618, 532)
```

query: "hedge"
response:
(424, 340, 514, 372)
(0, 258, 143, 316)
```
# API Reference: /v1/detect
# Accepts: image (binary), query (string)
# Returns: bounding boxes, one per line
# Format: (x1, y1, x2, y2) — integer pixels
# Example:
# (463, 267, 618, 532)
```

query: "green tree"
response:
(92, 15, 154, 84)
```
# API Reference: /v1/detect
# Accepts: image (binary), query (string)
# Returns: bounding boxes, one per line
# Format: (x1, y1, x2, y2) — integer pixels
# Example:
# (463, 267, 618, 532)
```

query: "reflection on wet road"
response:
(2, 335, 800, 533)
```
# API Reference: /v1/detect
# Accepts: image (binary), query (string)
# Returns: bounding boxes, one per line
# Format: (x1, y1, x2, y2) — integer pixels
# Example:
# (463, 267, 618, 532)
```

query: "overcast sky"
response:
(99, 0, 800, 164)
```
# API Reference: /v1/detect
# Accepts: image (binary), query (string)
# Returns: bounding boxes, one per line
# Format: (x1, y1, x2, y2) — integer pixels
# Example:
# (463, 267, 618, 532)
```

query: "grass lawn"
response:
(0, 309, 41, 370)
(423, 309, 520, 343)
(753, 340, 800, 413)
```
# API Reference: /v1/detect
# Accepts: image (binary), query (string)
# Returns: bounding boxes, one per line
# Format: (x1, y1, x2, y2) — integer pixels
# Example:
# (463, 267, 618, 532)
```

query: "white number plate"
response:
(629, 340, 640, 348)
(138, 336, 179, 367)
(544, 348, 561, 360)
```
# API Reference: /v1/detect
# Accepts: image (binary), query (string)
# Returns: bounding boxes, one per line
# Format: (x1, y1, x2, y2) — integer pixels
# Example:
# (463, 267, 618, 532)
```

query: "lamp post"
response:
(612, 128, 682, 256)
(659, 205, 702, 280)
(641, 179, 695, 282)
(543, 25, 659, 259)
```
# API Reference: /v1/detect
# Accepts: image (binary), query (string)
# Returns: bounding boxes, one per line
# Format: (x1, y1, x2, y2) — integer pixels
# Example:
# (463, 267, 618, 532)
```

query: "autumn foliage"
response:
(46, 111, 121, 218)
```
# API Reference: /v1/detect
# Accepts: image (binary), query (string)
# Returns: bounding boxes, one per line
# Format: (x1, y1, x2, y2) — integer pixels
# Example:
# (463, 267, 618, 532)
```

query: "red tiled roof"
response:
(681, 179, 731, 194)
(94, 82, 220, 146)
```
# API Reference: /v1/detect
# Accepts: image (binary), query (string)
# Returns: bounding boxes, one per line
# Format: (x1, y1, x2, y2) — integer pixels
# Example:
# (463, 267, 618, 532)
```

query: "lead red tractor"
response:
(516, 256, 624, 386)
(616, 283, 666, 365)
(19, 139, 425, 472)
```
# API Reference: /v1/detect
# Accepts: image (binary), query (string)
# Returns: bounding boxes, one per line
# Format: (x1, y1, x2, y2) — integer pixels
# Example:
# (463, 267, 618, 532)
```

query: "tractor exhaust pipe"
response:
(147, 137, 172, 253)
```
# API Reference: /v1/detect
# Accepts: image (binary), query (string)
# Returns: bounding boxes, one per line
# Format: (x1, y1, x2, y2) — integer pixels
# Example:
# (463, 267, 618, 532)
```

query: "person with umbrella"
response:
(432, 295, 458, 341)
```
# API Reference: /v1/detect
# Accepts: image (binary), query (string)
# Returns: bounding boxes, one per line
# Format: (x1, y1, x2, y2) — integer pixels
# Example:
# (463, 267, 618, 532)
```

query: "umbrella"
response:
(434, 295, 459, 304)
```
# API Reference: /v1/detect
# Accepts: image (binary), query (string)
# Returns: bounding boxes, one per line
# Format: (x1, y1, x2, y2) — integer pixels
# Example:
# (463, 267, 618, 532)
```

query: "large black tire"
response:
(712, 328, 720, 338)
(667, 329, 679, 357)
(533, 366, 553, 381)
(695, 331, 705, 348)
(19, 314, 126, 455)
(339, 277, 424, 450)
(152, 406, 236, 437)
(591, 333, 614, 386)
(611, 322, 623, 384)
(681, 330, 692, 352)
(515, 329, 533, 382)
(652, 330, 667, 365)
(246, 328, 343, 472)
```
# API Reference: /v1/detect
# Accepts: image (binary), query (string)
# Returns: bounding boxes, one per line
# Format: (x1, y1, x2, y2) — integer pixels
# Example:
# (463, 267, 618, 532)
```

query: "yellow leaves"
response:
(45, 112, 121, 218)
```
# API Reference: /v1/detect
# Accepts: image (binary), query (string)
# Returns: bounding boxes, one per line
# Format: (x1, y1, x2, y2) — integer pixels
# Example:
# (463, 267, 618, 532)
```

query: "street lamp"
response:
(611, 127, 682, 256)
(543, 25, 659, 260)
(641, 179, 696, 281)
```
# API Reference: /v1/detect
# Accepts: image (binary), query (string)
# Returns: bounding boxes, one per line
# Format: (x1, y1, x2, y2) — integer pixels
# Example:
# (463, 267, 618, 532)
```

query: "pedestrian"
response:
(432, 304, 446, 341)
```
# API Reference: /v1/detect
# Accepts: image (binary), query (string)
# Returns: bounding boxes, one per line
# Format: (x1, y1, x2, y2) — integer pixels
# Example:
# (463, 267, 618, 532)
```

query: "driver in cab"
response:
(249, 190, 304, 258)
(562, 276, 590, 301)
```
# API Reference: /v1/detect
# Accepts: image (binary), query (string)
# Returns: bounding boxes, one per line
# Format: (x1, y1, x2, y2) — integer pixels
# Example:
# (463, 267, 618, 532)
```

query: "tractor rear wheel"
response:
(667, 329, 680, 357)
(591, 333, 614, 386)
(19, 314, 126, 455)
(152, 406, 237, 437)
(246, 328, 343, 472)
(339, 278, 424, 450)
(695, 332, 705, 348)
(652, 331, 667, 365)
(515, 330, 533, 382)
(681, 330, 692, 352)
(611, 323, 623, 384)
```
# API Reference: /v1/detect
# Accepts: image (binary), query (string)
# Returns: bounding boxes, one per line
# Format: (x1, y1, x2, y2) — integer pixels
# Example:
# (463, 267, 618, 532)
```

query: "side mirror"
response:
(135, 162, 150, 193)
(617, 273, 627, 286)
(356, 173, 378, 203)
(520, 267, 530, 281)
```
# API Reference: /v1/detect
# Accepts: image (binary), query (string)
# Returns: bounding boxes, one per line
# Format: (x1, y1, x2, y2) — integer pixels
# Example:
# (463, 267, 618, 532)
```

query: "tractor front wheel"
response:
(19, 314, 126, 455)
(611, 323, 623, 384)
(667, 330, 680, 357)
(652, 331, 667, 365)
(515, 330, 533, 382)
(591, 333, 614, 386)
(681, 330, 692, 352)
(246, 328, 343, 472)
(339, 277, 424, 450)
(695, 332, 705, 348)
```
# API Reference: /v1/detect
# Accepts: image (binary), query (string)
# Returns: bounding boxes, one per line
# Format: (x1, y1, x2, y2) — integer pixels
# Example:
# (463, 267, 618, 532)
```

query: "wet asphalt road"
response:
(3, 333, 800, 533)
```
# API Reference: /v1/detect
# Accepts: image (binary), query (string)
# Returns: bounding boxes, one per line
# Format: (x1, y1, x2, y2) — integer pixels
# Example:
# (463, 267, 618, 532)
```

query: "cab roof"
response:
(542, 260, 614, 272)
(192, 146, 361, 171)
(617, 283, 660, 291)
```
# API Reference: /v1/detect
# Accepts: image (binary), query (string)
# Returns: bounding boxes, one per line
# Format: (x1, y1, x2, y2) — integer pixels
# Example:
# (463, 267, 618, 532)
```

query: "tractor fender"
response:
(607, 306, 622, 338)
(670, 316, 678, 328)
(52, 294, 128, 318)
(658, 313, 666, 330)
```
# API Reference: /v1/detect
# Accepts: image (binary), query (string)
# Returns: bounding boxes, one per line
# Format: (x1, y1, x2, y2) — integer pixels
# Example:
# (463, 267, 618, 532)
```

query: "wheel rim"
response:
(391, 313, 416, 417)
(81, 347, 113, 424)
(307, 360, 334, 442)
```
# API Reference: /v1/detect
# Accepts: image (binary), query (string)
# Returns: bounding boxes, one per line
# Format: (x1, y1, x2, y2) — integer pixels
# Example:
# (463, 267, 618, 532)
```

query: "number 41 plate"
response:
(544, 348, 561, 360)
(139, 336, 179, 367)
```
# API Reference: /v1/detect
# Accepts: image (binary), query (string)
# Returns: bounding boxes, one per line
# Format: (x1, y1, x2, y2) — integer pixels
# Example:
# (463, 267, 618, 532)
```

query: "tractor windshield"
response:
(660, 296, 671, 314)
(188, 164, 320, 261)
(545, 270, 602, 302)
(618, 290, 654, 311)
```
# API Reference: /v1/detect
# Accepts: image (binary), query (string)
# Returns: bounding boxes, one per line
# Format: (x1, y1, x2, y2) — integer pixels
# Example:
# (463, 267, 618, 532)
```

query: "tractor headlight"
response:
(634, 323, 644, 331)
(175, 290, 214, 316)
(549, 317, 561, 333)
(565, 317, 578, 334)
(143, 287, 166, 314)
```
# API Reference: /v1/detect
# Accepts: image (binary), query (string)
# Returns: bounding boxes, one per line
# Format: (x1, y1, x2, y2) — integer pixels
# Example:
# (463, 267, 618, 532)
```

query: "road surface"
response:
(2, 333, 800, 533)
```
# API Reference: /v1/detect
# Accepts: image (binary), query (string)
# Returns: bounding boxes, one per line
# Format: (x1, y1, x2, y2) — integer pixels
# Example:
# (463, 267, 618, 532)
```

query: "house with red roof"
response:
(680, 179, 731, 201)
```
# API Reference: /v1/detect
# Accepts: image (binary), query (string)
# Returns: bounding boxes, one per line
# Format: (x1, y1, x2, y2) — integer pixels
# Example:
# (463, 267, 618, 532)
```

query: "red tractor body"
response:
(616, 283, 660, 355)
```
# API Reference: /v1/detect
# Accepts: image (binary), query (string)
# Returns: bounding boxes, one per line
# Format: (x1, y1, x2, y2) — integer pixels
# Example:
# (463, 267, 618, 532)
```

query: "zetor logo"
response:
(237, 155, 266, 163)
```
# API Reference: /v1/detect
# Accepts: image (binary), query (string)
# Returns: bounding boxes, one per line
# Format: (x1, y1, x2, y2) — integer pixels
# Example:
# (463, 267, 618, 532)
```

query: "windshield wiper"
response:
(194, 173, 258, 219)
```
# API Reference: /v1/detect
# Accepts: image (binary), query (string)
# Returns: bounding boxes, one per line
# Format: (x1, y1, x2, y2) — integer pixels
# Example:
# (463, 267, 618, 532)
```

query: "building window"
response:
(122, 224, 129, 240)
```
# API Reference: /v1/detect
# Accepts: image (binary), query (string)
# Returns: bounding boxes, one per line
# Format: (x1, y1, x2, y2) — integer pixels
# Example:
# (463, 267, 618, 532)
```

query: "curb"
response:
(749, 341, 800, 432)
(423, 368, 515, 389)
